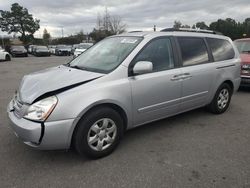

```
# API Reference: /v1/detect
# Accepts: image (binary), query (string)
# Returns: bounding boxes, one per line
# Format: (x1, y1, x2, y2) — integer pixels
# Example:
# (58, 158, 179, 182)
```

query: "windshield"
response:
(37, 46, 48, 50)
(12, 46, 25, 50)
(69, 36, 142, 73)
(234, 40, 250, 53)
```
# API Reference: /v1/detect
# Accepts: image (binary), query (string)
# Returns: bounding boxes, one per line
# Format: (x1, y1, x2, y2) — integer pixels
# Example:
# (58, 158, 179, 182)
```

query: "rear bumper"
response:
(35, 52, 50, 56)
(12, 52, 27, 57)
(56, 51, 71, 56)
(240, 75, 250, 87)
(7, 101, 76, 150)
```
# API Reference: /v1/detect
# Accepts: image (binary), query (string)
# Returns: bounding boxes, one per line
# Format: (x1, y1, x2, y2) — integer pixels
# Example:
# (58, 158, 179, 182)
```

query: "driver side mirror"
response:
(133, 61, 153, 75)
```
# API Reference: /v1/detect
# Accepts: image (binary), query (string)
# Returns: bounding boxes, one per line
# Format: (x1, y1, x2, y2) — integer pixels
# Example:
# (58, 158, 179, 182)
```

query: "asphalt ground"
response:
(0, 55, 249, 188)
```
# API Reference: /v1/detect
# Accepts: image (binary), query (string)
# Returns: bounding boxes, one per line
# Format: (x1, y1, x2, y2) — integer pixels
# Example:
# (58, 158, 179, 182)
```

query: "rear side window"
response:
(177, 37, 209, 66)
(207, 38, 235, 61)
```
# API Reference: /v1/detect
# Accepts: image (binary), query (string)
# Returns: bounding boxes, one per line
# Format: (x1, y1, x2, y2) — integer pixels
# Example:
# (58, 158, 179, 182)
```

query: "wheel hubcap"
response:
(87, 118, 117, 151)
(217, 88, 229, 110)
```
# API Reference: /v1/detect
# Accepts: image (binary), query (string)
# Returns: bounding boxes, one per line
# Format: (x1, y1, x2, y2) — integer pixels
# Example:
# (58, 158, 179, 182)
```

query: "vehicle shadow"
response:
(20, 107, 208, 163)
(238, 86, 250, 92)
(29, 108, 211, 160)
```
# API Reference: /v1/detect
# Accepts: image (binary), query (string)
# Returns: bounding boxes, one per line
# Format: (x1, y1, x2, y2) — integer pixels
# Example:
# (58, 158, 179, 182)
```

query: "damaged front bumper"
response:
(7, 100, 77, 150)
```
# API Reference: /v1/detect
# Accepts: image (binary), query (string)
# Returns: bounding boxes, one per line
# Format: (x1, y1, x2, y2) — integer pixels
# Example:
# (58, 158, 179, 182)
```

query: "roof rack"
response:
(128, 31, 143, 33)
(160, 28, 222, 35)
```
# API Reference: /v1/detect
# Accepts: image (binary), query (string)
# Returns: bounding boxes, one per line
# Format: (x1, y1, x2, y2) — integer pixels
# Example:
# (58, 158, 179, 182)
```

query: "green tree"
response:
(194, 22, 209, 29)
(209, 18, 241, 40)
(173, 20, 182, 29)
(75, 30, 86, 43)
(0, 3, 40, 44)
(173, 21, 190, 29)
(243, 18, 250, 37)
(43, 28, 51, 45)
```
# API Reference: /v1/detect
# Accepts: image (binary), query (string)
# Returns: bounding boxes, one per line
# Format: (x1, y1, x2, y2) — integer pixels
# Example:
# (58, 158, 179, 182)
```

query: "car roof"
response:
(118, 31, 230, 41)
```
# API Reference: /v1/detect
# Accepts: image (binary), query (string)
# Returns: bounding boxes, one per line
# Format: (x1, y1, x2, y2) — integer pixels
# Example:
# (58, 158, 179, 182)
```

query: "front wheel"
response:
(5, 54, 11, 61)
(73, 107, 124, 159)
(207, 83, 232, 114)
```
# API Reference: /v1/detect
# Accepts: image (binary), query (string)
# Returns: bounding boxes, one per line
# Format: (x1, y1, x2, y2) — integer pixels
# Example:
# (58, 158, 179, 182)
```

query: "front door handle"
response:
(171, 75, 182, 81)
(182, 73, 192, 80)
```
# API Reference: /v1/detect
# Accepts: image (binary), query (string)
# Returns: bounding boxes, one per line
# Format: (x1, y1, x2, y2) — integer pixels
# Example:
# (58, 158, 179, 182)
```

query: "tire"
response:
(5, 55, 11, 61)
(207, 83, 233, 114)
(73, 107, 124, 159)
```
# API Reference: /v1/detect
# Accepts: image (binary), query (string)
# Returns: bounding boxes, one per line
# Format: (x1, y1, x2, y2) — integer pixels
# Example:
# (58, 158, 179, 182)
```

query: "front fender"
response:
(46, 78, 133, 128)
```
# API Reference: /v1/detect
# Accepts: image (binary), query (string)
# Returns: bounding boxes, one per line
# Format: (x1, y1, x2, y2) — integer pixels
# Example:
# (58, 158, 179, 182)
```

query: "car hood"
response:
(18, 65, 104, 104)
(240, 53, 250, 64)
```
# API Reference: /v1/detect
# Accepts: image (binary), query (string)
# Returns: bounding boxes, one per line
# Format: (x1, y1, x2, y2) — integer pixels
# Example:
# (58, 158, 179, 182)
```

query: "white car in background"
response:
(73, 43, 93, 58)
(48, 45, 56, 55)
(0, 47, 11, 61)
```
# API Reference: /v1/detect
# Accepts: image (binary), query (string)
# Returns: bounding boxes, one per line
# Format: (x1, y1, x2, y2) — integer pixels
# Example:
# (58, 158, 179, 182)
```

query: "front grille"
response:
(241, 64, 250, 75)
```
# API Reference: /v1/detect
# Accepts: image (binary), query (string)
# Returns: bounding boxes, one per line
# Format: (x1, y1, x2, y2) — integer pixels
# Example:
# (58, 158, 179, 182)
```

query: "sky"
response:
(0, 0, 250, 38)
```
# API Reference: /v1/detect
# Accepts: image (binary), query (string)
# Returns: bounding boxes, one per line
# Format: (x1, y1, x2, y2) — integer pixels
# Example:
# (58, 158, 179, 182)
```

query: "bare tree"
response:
(109, 15, 126, 34)
(95, 8, 126, 34)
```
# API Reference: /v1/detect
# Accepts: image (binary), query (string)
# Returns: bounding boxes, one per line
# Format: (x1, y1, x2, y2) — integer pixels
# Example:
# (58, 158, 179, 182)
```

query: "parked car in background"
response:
(73, 43, 93, 58)
(0, 47, 11, 61)
(48, 45, 56, 55)
(33, 46, 51, 57)
(10, 46, 28, 57)
(55, 45, 72, 56)
(234, 38, 250, 87)
(28, 45, 35, 54)
(7, 29, 241, 159)
(71, 44, 79, 55)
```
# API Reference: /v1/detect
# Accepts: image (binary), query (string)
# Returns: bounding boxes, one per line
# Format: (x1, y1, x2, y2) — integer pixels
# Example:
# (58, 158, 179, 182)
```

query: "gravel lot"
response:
(0, 56, 250, 188)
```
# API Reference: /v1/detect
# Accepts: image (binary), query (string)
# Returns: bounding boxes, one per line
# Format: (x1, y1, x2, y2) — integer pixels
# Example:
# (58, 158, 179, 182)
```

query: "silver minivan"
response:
(7, 29, 241, 158)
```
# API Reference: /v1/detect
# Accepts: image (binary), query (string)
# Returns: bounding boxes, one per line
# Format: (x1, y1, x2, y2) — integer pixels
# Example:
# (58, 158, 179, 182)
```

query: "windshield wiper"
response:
(69, 65, 87, 70)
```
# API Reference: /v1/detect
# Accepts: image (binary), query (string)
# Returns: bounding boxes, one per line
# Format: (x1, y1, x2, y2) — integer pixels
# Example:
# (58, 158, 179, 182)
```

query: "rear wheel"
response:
(5, 54, 11, 61)
(73, 107, 124, 159)
(207, 83, 232, 114)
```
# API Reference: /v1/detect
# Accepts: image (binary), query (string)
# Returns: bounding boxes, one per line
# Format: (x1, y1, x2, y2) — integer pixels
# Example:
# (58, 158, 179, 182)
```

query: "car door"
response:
(176, 37, 216, 111)
(129, 37, 182, 126)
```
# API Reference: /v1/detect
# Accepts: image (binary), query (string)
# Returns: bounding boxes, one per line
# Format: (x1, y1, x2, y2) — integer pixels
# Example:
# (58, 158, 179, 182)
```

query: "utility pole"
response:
(59, 26, 64, 38)
(61, 26, 64, 38)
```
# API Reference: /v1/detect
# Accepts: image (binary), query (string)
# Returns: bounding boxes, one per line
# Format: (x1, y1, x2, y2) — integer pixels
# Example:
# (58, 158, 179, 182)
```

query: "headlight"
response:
(24, 96, 58, 121)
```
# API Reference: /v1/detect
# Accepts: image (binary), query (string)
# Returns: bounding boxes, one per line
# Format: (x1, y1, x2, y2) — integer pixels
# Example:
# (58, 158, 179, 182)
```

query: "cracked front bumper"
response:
(7, 101, 77, 150)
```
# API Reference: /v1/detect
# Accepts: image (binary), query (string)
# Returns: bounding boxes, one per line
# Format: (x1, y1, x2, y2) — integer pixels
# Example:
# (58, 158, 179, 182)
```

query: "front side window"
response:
(207, 38, 235, 61)
(132, 38, 174, 72)
(177, 37, 209, 66)
(70, 37, 142, 73)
